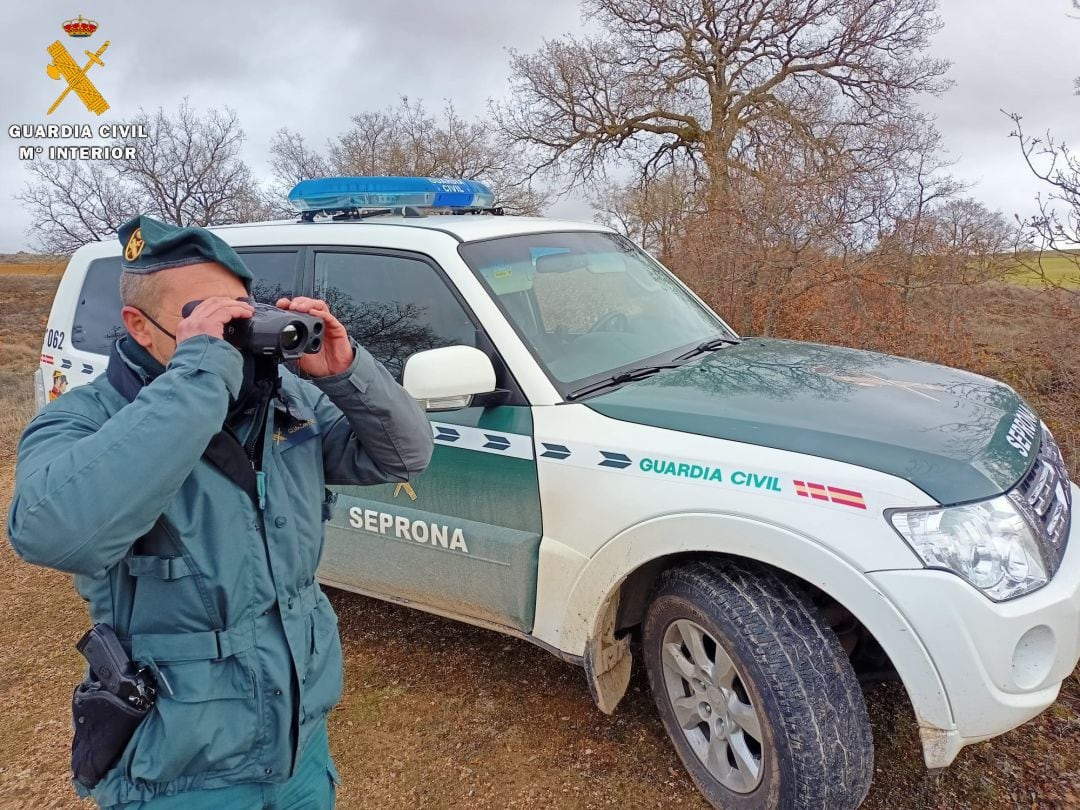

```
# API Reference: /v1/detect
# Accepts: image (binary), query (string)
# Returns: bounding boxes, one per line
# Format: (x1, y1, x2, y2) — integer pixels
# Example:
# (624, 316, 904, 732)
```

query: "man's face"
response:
(120, 262, 249, 365)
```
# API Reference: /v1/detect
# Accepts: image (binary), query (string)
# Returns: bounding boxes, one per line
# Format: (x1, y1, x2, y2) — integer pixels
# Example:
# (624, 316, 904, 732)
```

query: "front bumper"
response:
(870, 481, 1080, 768)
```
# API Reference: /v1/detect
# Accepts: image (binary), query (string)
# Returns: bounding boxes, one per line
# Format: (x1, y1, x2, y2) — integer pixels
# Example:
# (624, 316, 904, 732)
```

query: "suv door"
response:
(309, 249, 544, 634)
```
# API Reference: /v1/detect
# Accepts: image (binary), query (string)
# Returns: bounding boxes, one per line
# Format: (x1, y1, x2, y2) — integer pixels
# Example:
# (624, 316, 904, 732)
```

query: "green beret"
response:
(117, 215, 253, 290)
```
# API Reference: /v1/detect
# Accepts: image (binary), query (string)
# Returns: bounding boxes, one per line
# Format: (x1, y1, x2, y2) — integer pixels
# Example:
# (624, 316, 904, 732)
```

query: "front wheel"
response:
(642, 560, 874, 810)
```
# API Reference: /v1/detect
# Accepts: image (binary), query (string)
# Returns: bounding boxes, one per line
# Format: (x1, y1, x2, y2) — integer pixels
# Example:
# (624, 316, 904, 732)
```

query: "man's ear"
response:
(120, 305, 154, 348)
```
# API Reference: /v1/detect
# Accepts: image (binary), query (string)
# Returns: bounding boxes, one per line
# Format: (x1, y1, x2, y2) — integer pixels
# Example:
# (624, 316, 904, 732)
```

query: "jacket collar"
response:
(106, 337, 161, 403)
(106, 336, 301, 421)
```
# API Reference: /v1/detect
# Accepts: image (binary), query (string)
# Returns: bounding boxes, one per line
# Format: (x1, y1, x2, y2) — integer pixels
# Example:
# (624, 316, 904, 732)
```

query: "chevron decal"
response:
(599, 451, 633, 469)
(539, 443, 571, 460)
(428, 421, 533, 460)
(483, 434, 512, 451)
(434, 426, 461, 443)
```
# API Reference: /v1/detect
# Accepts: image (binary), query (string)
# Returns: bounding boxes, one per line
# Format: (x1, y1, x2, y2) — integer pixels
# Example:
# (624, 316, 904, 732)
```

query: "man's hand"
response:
(276, 297, 354, 377)
(175, 297, 254, 344)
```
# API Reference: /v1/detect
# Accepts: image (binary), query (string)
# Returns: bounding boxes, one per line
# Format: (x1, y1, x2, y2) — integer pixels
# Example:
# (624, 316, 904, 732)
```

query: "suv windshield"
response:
(458, 232, 734, 391)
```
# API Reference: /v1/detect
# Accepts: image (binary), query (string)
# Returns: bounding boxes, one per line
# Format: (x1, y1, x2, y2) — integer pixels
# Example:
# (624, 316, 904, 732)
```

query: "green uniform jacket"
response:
(7, 335, 434, 805)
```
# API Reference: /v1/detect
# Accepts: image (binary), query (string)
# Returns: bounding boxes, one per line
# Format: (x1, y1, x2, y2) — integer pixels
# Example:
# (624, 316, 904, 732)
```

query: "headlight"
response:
(889, 494, 1048, 601)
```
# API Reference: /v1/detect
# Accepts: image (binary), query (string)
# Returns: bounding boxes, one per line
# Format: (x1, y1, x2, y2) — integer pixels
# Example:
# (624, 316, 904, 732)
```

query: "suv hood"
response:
(586, 338, 1039, 505)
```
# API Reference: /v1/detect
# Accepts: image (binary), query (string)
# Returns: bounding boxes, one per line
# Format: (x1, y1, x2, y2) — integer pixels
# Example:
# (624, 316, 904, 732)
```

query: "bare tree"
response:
(495, 0, 956, 336)
(117, 102, 260, 226)
(590, 168, 700, 257)
(258, 130, 332, 219)
(497, 0, 951, 193)
(271, 98, 548, 215)
(18, 162, 141, 254)
(933, 199, 1015, 281)
(659, 113, 974, 334)
(861, 136, 964, 306)
(871, 197, 1014, 301)
(269, 130, 330, 189)
(17, 101, 267, 253)
(1008, 113, 1080, 300)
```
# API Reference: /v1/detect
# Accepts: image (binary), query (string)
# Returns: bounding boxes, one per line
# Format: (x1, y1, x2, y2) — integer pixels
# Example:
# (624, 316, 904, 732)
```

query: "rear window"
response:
(71, 257, 124, 355)
(70, 249, 299, 356)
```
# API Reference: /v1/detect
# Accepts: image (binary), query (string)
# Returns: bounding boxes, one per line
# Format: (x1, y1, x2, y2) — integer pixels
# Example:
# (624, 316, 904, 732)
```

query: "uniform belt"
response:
(130, 617, 257, 663)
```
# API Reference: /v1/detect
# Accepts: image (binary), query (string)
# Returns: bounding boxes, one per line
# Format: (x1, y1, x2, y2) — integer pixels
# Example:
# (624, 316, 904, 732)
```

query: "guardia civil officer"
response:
(7, 216, 435, 808)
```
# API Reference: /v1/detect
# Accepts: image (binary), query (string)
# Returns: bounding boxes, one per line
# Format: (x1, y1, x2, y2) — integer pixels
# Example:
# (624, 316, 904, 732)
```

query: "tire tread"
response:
(647, 559, 873, 810)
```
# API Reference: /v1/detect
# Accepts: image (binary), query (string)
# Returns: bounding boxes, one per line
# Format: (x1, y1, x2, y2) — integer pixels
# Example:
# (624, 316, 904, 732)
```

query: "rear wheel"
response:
(642, 560, 873, 809)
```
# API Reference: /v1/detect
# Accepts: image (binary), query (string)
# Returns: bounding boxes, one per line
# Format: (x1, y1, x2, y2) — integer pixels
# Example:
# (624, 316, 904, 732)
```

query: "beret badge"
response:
(124, 228, 145, 262)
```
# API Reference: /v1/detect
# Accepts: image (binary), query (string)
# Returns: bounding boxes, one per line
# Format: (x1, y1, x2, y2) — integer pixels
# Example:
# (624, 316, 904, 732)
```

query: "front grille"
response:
(1011, 426, 1072, 574)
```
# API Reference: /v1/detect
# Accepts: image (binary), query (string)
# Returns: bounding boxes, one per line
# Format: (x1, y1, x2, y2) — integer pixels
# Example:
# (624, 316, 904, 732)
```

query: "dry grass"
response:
(0, 275, 59, 358)
(0, 267, 66, 280)
(0, 254, 67, 273)
(0, 275, 56, 469)
(0, 273, 1077, 808)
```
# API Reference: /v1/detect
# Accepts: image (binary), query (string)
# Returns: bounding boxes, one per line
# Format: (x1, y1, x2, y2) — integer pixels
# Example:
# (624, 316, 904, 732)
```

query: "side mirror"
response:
(402, 346, 497, 411)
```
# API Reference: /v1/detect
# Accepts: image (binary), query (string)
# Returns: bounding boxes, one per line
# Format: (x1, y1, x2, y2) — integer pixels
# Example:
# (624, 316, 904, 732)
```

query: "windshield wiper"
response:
(566, 363, 682, 401)
(673, 335, 742, 362)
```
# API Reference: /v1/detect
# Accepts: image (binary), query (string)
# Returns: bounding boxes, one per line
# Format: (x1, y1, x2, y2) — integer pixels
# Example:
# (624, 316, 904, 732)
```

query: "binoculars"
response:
(182, 299, 324, 361)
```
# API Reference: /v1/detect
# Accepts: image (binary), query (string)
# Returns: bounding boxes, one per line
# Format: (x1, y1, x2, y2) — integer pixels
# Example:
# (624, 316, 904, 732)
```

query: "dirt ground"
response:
(0, 272, 1077, 809)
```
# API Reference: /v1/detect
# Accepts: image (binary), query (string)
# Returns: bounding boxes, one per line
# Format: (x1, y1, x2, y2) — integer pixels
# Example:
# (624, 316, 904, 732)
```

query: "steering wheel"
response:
(588, 311, 630, 334)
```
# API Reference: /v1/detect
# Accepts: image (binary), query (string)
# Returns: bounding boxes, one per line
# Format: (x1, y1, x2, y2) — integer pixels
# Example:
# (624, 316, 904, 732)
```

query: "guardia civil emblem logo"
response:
(124, 228, 145, 262)
(45, 16, 110, 116)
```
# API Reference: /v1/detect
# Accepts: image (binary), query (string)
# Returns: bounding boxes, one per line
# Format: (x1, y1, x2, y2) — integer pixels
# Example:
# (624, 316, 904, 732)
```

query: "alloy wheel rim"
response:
(660, 618, 765, 793)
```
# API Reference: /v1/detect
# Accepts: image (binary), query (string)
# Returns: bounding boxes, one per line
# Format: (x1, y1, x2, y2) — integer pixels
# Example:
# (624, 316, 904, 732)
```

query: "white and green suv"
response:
(35, 179, 1078, 810)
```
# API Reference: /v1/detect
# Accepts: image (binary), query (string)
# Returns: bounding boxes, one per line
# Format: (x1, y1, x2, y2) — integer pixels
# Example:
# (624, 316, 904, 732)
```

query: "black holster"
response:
(72, 683, 149, 789)
(70, 624, 156, 790)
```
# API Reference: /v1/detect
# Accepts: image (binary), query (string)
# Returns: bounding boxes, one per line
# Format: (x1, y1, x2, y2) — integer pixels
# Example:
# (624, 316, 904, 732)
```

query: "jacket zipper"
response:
(244, 385, 274, 513)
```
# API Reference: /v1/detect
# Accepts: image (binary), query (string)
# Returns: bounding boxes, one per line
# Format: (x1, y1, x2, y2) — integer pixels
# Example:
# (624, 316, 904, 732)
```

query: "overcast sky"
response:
(1, 1, 1078, 252)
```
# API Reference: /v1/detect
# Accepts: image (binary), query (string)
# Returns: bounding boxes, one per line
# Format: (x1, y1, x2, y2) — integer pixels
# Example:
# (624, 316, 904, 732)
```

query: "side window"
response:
(72, 257, 124, 355)
(70, 249, 297, 356)
(314, 252, 477, 380)
(236, 251, 297, 304)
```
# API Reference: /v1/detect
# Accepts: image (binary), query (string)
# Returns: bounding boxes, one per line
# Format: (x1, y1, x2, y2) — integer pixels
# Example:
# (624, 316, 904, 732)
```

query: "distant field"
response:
(1006, 252, 1080, 289)
(4, 252, 1079, 287)
(0, 262, 65, 276)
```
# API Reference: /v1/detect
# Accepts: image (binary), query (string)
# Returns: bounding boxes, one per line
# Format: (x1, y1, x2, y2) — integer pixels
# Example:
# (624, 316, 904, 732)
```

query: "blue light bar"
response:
(288, 176, 496, 212)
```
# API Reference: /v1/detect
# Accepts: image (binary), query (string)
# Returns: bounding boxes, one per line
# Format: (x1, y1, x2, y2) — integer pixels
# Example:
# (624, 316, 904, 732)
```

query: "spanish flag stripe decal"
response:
(829, 496, 867, 509)
(827, 486, 863, 499)
(793, 479, 867, 510)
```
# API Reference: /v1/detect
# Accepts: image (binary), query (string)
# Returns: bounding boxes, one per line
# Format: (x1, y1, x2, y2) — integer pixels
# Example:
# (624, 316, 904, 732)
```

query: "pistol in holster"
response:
(71, 623, 157, 789)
